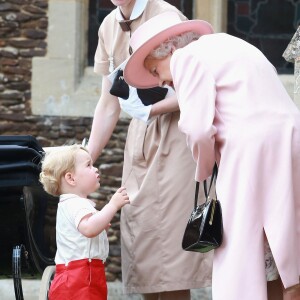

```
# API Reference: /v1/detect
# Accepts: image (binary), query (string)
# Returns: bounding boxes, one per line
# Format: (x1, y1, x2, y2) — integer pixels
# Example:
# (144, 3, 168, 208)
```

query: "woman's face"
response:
(144, 55, 173, 87)
(111, 0, 136, 18)
(111, 0, 135, 8)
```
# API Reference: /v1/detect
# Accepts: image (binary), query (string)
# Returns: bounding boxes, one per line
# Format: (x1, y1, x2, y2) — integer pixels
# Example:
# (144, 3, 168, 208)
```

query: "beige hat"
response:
(124, 11, 213, 88)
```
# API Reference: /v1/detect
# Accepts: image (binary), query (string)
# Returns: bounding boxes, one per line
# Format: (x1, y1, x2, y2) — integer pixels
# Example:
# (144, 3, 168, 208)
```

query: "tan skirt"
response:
(120, 112, 213, 294)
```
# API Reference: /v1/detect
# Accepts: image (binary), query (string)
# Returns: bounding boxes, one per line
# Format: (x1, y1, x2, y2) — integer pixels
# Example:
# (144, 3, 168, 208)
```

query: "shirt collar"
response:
(59, 194, 96, 207)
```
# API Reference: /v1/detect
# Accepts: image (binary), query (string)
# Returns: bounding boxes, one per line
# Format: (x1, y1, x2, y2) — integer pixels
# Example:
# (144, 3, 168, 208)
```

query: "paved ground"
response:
(0, 279, 212, 300)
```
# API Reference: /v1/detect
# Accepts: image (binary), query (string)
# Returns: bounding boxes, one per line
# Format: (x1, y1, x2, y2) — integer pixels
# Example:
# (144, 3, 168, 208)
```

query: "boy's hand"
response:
(110, 186, 130, 210)
(105, 223, 111, 232)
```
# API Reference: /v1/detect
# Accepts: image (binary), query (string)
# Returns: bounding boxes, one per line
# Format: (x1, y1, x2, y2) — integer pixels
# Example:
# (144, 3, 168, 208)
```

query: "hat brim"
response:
(124, 20, 213, 89)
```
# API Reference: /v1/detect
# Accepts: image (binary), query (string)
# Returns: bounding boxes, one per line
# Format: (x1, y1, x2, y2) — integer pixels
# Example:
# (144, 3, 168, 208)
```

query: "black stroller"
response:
(0, 135, 58, 300)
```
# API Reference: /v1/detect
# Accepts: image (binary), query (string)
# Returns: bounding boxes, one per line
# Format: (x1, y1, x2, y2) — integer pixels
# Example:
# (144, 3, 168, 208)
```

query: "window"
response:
(227, 0, 299, 74)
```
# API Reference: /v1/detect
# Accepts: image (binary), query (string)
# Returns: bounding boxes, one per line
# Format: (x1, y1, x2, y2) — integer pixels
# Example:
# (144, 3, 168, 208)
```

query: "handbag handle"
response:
(194, 163, 218, 209)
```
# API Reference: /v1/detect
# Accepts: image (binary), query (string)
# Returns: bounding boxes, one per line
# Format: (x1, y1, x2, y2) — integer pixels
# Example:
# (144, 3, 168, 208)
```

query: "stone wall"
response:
(0, 0, 129, 281)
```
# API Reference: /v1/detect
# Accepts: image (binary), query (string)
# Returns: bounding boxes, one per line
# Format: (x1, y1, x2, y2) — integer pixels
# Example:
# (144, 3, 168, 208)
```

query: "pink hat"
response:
(124, 11, 213, 89)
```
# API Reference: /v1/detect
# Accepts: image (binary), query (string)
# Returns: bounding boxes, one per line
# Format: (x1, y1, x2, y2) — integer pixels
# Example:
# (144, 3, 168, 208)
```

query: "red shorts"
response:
(49, 259, 107, 300)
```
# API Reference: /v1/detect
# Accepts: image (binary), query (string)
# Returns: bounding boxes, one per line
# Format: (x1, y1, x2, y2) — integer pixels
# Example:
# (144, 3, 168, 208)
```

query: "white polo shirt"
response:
(55, 194, 109, 265)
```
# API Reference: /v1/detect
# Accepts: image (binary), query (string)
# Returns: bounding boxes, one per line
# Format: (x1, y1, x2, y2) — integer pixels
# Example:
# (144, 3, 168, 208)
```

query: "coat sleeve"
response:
(171, 48, 217, 181)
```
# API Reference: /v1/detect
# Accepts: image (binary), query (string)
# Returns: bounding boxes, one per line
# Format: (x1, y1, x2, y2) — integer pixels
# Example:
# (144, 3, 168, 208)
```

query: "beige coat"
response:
(95, 0, 213, 294)
(121, 114, 213, 294)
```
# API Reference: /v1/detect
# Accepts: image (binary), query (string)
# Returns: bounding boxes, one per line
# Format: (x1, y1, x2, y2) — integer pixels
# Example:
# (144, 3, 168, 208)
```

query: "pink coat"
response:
(172, 33, 300, 300)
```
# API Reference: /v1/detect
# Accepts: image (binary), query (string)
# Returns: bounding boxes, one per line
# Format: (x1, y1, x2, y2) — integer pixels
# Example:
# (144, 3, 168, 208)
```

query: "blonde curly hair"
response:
(39, 144, 88, 196)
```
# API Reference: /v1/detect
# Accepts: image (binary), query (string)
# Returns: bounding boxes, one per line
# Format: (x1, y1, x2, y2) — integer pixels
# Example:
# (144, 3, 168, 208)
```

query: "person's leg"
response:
(265, 233, 283, 300)
(268, 276, 300, 300)
(143, 290, 191, 300)
(283, 284, 300, 300)
(267, 279, 283, 300)
(160, 290, 191, 300)
(142, 293, 159, 300)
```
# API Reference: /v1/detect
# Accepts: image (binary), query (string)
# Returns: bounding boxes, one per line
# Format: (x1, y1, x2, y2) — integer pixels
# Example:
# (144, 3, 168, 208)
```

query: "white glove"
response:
(118, 86, 153, 123)
(118, 85, 176, 124)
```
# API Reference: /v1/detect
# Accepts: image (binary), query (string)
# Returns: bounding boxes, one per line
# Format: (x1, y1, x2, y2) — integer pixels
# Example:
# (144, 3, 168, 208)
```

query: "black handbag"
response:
(182, 164, 223, 253)
(137, 86, 168, 106)
(109, 69, 168, 105)
(109, 69, 129, 99)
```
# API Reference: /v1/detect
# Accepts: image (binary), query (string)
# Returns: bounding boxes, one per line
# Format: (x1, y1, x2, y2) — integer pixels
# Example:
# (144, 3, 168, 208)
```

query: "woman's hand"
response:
(149, 94, 179, 118)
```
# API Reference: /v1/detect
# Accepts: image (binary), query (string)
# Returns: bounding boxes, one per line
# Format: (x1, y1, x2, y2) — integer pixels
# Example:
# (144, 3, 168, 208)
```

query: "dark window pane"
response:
(227, 0, 298, 74)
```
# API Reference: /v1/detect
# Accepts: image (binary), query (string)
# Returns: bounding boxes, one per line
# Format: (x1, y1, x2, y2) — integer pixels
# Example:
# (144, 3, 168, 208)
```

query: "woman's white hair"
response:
(149, 31, 201, 59)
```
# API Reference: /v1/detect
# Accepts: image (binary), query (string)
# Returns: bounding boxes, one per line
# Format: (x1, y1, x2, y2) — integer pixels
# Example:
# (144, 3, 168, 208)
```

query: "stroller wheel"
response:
(39, 265, 55, 300)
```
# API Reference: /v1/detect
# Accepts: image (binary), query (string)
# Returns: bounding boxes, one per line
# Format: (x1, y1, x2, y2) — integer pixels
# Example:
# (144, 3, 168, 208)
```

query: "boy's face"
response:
(72, 149, 100, 197)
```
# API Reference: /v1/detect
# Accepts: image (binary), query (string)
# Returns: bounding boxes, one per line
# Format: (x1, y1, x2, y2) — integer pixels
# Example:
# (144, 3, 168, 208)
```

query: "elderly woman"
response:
(124, 11, 300, 300)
